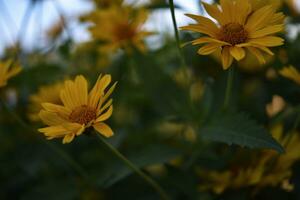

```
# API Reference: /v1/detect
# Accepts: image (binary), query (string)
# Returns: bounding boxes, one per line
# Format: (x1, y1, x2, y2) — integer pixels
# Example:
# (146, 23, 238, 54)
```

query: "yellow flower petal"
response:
(39, 110, 67, 126)
(97, 99, 113, 116)
(249, 36, 284, 47)
(245, 5, 275, 31)
(62, 123, 85, 136)
(180, 25, 217, 38)
(202, 2, 225, 25)
(75, 75, 88, 105)
(247, 47, 266, 64)
(221, 47, 233, 70)
(88, 74, 111, 109)
(198, 43, 223, 55)
(185, 14, 219, 34)
(230, 46, 246, 61)
(96, 105, 113, 122)
(192, 37, 230, 45)
(42, 103, 71, 118)
(249, 24, 284, 38)
(93, 122, 114, 137)
(63, 133, 75, 144)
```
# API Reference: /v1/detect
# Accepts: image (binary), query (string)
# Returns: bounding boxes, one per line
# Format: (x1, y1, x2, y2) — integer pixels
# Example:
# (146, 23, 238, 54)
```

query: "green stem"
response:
(0, 97, 91, 185)
(168, 0, 187, 70)
(223, 66, 235, 110)
(96, 134, 170, 200)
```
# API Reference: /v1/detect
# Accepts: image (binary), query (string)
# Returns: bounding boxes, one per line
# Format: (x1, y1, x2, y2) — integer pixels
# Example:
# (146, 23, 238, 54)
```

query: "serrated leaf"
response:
(199, 112, 284, 153)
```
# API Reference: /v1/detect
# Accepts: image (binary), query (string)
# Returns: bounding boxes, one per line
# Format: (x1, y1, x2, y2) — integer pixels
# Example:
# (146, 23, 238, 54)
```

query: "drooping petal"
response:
(63, 133, 75, 144)
(230, 46, 246, 61)
(221, 46, 233, 70)
(247, 47, 266, 64)
(93, 122, 114, 137)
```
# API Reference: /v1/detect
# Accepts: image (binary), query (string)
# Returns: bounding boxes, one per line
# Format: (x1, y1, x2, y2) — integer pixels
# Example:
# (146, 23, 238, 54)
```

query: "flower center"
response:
(218, 23, 248, 45)
(114, 23, 136, 41)
(69, 105, 96, 125)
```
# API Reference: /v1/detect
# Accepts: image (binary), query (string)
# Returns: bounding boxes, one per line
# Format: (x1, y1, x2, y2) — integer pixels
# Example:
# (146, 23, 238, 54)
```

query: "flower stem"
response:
(223, 66, 235, 110)
(168, 0, 187, 70)
(0, 97, 91, 186)
(96, 134, 170, 200)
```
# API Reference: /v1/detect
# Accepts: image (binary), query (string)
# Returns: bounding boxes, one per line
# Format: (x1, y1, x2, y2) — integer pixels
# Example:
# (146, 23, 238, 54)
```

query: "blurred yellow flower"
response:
(38, 74, 117, 144)
(197, 124, 300, 194)
(266, 95, 286, 117)
(181, 0, 285, 69)
(279, 65, 300, 85)
(28, 82, 64, 121)
(88, 6, 152, 53)
(0, 60, 22, 88)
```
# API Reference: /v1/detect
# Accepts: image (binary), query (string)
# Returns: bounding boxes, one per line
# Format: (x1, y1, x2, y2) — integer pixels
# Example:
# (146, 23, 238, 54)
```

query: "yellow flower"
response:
(279, 65, 300, 85)
(0, 60, 22, 88)
(88, 6, 152, 53)
(28, 82, 64, 121)
(38, 74, 117, 144)
(181, 0, 285, 69)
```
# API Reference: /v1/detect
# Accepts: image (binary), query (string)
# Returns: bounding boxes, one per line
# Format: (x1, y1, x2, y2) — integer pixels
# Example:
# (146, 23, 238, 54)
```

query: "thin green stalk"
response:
(0, 97, 91, 185)
(96, 134, 170, 200)
(223, 66, 235, 110)
(168, 0, 187, 70)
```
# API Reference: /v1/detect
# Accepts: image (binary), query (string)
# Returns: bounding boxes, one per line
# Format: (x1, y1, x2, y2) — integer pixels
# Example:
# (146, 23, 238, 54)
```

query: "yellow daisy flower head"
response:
(88, 6, 152, 53)
(279, 65, 300, 85)
(0, 60, 22, 88)
(38, 74, 117, 144)
(181, 0, 285, 70)
(28, 82, 64, 121)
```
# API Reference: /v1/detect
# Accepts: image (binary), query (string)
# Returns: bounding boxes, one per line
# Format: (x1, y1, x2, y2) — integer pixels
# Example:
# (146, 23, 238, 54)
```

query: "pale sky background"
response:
(0, 0, 210, 54)
(0, 0, 299, 55)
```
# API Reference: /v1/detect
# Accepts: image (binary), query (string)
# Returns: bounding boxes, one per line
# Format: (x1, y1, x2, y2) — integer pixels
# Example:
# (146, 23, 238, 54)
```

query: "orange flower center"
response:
(69, 105, 96, 125)
(114, 23, 136, 41)
(218, 23, 248, 45)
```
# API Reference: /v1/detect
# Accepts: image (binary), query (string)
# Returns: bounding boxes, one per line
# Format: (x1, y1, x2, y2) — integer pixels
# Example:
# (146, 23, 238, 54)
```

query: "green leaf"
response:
(199, 112, 284, 153)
